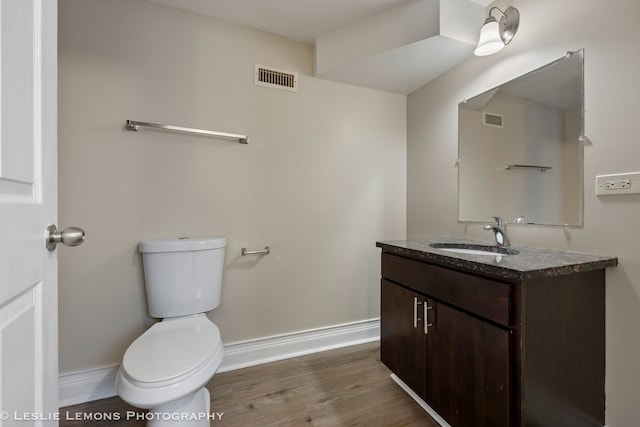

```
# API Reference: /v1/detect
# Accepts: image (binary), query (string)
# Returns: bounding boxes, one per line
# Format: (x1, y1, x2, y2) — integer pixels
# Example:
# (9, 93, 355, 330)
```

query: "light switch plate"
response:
(596, 172, 640, 195)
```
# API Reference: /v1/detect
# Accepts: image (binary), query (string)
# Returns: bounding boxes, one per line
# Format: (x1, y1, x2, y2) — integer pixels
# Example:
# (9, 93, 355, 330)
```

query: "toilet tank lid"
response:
(139, 237, 227, 253)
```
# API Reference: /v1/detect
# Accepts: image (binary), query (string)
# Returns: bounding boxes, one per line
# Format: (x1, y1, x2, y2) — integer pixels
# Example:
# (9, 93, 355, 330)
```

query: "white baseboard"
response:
(59, 318, 380, 407)
(59, 366, 119, 408)
(218, 318, 380, 372)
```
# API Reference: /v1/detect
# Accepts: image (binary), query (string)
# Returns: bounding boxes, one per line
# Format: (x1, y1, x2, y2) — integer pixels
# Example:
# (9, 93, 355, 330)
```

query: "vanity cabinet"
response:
(381, 255, 510, 427)
(380, 279, 427, 398)
(426, 298, 510, 427)
(378, 241, 617, 427)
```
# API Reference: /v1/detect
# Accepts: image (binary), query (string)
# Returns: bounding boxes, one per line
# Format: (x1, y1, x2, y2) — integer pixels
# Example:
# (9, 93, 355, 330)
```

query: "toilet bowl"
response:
(116, 237, 226, 426)
(116, 314, 223, 408)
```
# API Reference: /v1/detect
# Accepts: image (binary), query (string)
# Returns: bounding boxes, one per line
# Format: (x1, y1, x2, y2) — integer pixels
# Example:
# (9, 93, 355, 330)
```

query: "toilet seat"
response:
(116, 314, 224, 408)
(121, 314, 221, 387)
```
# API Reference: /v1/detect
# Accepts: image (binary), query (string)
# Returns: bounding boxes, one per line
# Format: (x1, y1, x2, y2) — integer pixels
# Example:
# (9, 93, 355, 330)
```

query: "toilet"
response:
(116, 237, 226, 426)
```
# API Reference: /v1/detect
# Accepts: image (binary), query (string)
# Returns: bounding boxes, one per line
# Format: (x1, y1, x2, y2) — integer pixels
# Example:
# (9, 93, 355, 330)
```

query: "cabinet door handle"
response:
(413, 297, 424, 328)
(424, 302, 433, 334)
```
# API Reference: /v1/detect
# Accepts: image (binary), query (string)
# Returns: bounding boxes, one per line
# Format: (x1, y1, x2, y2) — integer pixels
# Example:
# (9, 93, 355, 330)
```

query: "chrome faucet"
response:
(483, 216, 511, 247)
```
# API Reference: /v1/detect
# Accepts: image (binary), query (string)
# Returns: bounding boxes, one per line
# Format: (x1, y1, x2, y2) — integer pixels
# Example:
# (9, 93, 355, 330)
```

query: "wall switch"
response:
(596, 172, 640, 195)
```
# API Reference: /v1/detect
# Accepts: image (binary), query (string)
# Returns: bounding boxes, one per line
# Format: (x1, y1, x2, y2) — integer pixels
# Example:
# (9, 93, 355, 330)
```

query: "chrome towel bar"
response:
(504, 164, 551, 172)
(241, 246, 270, 256)
(125, 120, 248, 144)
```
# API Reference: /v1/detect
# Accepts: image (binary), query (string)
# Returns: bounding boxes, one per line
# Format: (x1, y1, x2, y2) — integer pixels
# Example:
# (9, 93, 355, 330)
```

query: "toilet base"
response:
(147, 387, 211, 427)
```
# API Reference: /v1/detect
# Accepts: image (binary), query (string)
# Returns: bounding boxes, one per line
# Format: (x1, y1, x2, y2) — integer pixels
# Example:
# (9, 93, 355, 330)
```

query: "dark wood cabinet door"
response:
(426, 300, 511, 427)
(380, 279, 427, 399)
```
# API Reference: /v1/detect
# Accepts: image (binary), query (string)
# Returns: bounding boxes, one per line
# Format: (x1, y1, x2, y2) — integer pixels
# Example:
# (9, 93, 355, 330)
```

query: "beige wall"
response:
(407, 0, 640, 425)
(58, 0, 406, 374)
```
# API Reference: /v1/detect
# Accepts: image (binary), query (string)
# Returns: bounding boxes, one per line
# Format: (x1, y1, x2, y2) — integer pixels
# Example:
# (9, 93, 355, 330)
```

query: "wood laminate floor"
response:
(60, 342, 439, 426)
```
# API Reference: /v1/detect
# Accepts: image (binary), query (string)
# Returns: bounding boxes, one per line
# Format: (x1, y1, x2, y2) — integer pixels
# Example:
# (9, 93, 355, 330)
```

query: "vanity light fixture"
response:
(474, 6, 520, 56)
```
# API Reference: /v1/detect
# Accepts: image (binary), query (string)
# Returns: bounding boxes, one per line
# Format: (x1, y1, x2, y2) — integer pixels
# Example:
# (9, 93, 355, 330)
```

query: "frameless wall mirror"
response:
(458, 49, 584, 226)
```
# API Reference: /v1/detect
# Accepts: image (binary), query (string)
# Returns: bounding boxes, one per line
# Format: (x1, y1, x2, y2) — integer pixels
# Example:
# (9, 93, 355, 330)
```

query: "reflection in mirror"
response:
(458, 49, 584, 226)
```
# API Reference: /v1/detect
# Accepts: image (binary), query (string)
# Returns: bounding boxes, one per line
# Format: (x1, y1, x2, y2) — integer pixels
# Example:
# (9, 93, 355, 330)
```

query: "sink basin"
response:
(429, 243, 519, 256)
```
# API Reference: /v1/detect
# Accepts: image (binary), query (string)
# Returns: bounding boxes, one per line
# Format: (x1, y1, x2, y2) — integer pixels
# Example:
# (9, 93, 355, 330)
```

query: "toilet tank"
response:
(139, 237, 226, 318)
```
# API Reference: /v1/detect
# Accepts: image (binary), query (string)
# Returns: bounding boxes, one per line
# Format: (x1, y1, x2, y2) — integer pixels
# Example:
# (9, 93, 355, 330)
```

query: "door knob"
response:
(46, 225, 85, 251)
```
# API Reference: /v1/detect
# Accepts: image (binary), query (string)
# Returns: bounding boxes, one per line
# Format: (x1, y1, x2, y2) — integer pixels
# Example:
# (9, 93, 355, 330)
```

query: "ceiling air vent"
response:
(254, 64, 298, 92)
(483, 112, 503, 128)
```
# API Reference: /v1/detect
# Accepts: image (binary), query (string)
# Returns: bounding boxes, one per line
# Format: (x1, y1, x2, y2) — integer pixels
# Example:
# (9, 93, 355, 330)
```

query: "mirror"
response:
(458, 49, 584, 226)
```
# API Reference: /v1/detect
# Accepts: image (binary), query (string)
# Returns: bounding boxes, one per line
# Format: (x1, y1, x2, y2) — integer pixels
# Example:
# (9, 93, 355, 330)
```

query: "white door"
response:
(0, 1, 59, 424)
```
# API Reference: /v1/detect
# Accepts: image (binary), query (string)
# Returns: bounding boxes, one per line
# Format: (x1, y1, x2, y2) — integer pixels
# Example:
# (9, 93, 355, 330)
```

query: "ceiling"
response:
(144, 0, 493, 94)
(461, 53, 582, 111)
(144, 0, 414, 44)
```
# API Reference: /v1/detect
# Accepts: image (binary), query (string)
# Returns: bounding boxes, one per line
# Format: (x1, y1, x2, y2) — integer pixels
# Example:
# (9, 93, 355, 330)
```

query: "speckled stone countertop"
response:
(376, 238, 618, 281)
